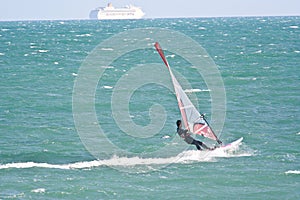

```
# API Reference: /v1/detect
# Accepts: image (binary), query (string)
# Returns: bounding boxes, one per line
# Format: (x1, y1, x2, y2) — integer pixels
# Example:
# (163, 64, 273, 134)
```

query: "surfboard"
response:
(217, 137, 243, 151)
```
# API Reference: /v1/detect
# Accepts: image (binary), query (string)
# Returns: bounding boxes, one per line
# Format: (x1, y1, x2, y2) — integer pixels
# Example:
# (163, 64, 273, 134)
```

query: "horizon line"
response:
(0, 14, 299, 22)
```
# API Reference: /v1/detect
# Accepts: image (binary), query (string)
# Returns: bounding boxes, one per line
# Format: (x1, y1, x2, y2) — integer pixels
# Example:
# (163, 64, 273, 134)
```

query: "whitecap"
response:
(101, 48, 114, 51)
(0, 53, 4, 56)
(166, 54, 175, 58)
(101, 66, 114, 69)
(103, 85, 113, 89)
(76, 33, 92, 37)
(198, 27, 206, 30)
(254, 50, 262, 54)
(289, 25, 299, 29)
(184, 88, 210, 93)
(72, 73, 78, 77)
(285, 170, 300, 175)
(159, 176, 168, 179)
(31, 188, 46, 193)
(38, 49, 49, 53)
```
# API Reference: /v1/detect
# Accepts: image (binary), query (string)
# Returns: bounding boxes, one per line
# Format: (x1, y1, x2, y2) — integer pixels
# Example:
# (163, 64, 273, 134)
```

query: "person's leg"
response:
(201, 142, 210, 150)
(191, 140, 202, 150)
(196, 140, 210, 150)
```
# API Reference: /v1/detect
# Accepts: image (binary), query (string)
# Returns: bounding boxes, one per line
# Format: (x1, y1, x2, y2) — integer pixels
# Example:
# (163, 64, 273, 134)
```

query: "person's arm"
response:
(184, 129, 191, 137)
(178, 129, 186, 138)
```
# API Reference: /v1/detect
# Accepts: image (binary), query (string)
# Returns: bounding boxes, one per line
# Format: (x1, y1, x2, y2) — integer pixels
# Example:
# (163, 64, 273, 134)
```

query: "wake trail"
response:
(0, 142, 252, 170)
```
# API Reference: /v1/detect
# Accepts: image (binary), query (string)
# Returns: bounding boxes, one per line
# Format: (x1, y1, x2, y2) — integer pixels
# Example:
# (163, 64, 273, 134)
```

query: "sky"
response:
(0, 0, 300, 21)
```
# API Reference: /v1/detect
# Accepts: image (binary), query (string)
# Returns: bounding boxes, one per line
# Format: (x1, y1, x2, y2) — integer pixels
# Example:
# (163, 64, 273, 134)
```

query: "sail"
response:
(154, 42, 220, 142)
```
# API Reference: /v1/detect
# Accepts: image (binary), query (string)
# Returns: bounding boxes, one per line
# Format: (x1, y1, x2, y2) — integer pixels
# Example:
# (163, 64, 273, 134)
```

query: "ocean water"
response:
(0, 17, 300, 199)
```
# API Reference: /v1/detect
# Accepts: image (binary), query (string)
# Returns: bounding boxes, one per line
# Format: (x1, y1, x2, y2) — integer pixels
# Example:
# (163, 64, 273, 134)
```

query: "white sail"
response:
(154, 42, 221, 142)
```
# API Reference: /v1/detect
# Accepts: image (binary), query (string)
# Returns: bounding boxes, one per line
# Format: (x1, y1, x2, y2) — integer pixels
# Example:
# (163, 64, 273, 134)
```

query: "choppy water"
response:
(0, 17, 299, 199)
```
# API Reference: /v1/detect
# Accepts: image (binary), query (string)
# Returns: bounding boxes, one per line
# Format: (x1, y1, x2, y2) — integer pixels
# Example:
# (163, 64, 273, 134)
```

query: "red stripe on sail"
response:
(154, 42, 169, 68)
(178, 99, 189, 131)
(193, 123, 217, 140)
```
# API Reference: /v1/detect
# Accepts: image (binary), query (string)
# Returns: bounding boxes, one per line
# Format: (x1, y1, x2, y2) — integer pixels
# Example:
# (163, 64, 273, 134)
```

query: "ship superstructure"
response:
(89, 3, 145, 20)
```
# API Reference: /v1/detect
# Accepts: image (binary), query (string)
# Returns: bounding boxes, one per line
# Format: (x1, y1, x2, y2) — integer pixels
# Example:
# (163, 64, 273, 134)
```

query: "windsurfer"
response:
(176, 120, 215, 151)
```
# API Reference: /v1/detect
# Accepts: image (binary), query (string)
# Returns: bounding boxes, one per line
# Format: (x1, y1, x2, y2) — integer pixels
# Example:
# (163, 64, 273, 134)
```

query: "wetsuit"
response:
(177, 128, 210, 150)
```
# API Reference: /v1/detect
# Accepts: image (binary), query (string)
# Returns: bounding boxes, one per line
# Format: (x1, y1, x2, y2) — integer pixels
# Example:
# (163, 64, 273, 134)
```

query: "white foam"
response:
(75, 34, 92, 37)
(0, 144, 251, 170)
(101, 48, 114, 51)
(31, 188, 46, 193)
(285, 170, 300, 175)
(198, 27, 206, 30)
(166, 54, 175, 58)
(101, 66, 114, 69)
(38, 49, 49, 53)
(103, 85, 113, 89)
(184, 89, 210, 93)
(254, 50, 262, 54)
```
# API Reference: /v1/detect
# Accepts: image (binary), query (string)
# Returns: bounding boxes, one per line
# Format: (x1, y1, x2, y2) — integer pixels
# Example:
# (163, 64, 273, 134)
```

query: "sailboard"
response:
(154, 42, 233, 147)
(218, 137, 243, 151)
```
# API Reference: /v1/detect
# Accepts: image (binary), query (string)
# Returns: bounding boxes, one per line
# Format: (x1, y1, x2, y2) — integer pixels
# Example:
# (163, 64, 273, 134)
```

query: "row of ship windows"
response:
(103, 13, 135, 16)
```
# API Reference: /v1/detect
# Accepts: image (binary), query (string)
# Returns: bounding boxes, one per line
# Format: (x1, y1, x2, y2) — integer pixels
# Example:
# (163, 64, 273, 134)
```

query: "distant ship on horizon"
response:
(89, 3, 145, 20)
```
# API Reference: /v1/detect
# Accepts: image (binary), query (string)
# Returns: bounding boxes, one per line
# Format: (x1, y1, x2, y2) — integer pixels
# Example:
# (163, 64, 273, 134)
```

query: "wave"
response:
(184, 88, 211, 93)
(285, 170, 300, 175)
(0, 144, 252, 170)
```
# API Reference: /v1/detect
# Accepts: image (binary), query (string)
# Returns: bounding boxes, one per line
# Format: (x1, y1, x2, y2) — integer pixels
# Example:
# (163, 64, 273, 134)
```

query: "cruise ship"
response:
(89, 3, 145, 20)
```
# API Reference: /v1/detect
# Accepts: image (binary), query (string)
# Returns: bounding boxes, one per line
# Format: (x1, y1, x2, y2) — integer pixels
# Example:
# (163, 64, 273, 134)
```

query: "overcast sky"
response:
(1, 0, 300, 21)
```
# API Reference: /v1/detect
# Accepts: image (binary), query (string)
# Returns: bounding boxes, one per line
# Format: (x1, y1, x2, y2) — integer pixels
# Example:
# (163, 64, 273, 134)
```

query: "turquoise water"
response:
(1, 17, 300, 199)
